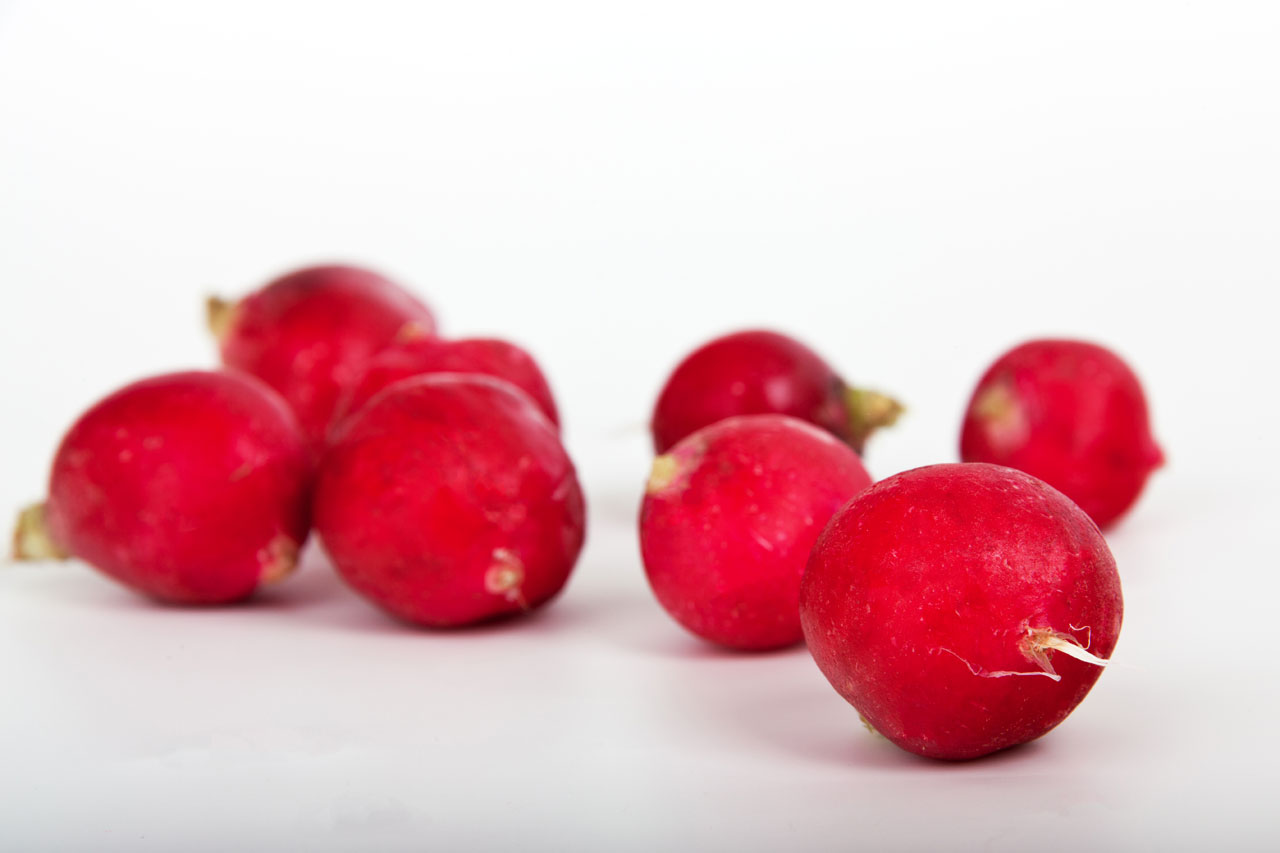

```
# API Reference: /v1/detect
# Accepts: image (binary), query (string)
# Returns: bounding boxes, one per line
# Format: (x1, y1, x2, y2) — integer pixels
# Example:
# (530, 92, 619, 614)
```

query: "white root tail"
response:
(1035, 632, 1110, 668)
(942, 624, 1111, 683)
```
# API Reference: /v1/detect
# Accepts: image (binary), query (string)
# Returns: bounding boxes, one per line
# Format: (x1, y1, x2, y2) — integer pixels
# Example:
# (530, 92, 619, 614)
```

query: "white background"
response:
(2, 2, 1278, 850)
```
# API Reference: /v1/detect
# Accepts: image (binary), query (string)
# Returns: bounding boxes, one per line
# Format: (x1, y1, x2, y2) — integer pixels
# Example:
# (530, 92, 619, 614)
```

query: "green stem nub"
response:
(843, 387, 904, 454)
(12, 503, 69, 561)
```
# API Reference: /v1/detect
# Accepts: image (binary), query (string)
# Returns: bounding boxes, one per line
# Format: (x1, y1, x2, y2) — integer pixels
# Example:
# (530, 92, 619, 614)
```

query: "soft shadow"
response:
(251, 561, 351, 611)
(653, 642, 1056, 771)
(693, 666, 923, 770)
(4, 562, 155, 611)
(735, 688, 914, 770)
(641, 631, 810, 661)
(593, 588, 811, 660)
(734, 685, 1052, 770)
(257, 557, 645, 640)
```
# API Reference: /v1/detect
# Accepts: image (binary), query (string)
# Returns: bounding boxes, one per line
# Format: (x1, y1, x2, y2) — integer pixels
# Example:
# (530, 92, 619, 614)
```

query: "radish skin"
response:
(960, 339, 1163, 528)
(650, 330, 901, 454)
(640, 414, 873, 650)
(315, 374, 585, 628)
(14, 371, 312, 604)
(210, 264, 436, 449)
(800, 463, 1123, 760)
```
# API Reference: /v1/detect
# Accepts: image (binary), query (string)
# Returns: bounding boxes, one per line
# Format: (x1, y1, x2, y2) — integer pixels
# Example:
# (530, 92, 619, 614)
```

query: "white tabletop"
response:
(2, 3, 1277, 850)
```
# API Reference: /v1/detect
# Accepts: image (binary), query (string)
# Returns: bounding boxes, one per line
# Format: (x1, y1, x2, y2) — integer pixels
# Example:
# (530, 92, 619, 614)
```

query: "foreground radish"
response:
(315, 374, 585, 627)
(208, 264, 436, 448)
(800, 463, 1122, 760)
(960, 339, 1163, 528)
(650, 329, 902, 454)
(640, 415, 872, 650)
(332, 334, 560, 434)
(13, 371, 312, 604)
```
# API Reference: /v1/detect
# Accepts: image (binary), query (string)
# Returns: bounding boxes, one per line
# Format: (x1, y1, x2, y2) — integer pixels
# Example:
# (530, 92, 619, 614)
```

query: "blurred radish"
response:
(333, 333, 559, 434)
(960, 339, 1163, 528)
(208, 264, 436, 448)
(315, 374, 584, 627)
(651, 329, 901, 454)
(13, 371, 312, 604)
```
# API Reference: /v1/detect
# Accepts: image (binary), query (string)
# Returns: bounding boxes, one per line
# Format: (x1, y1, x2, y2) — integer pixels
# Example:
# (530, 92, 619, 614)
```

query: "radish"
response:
(12, 371, 312, 604)
(332, 333, 559, 435)
(314, 374, 585, 627)
(208, 264, 436, 448)
(640, 415, 873, 650)
(650, 329, 902, 454)
(800, 463, 1122, 760)
(960, 339, 1163, 528)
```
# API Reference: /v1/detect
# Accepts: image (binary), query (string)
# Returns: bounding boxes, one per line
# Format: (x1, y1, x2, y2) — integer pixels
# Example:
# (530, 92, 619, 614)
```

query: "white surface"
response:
(2, 2, 1278, 850)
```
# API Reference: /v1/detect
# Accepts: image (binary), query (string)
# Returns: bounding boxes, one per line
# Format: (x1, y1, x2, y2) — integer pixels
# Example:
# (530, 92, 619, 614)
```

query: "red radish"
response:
(800, 463, 1122, 761)
(650, 329, 902, 455)
(640, 414, 873, 651)
(12, 371, 312, 604)
(960, 339, 1163, 528)
(315, 374, 585, 627)
(332, 334, 560, 435)
(208, 264, 436, 448)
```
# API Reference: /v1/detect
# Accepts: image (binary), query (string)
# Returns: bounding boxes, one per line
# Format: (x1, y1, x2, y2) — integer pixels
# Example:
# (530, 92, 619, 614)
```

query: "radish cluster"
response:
(640, 330, 1160, 760)
(16, 264, 583, 622)
(14, 260, 1164, 764)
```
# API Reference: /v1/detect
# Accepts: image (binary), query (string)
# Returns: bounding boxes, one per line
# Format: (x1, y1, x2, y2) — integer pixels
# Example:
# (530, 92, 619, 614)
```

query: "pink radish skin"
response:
(315, 374, 585, 628)
(209, 264, 437, 449)
(960, 338, 1163, 529)
(640, 415, 873, 650)
(333, 335, 560, 435)
(13, 371, 312, 604)
(800, 463, 1122, 761)
(650, 329, 902, 454)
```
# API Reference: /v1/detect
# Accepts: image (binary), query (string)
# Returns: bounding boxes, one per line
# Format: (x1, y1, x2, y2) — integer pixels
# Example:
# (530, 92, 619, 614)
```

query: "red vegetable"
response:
(12, 371, 311, 604)
(650, 329, 901, 454)
(333, 334, 559, 435)
(960, 339, 1163, 528)
(315, 374, 585, 627)
(800, 463, 1122, 761)
(208, 264, 436, 448)
(640, 415, 873, 650)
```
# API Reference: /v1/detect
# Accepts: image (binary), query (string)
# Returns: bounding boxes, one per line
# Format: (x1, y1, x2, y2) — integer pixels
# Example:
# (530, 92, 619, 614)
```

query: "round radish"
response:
(640, 415, 873, 650)
(12, 371, 312, 604)
(960, 339, 1163, 528)
(800, 463, 1122, 761)
(315, 374, 585, 627)
(650, 329, 902, 454)
(208, 264, 436, 448)
(332, 334, 560, 435)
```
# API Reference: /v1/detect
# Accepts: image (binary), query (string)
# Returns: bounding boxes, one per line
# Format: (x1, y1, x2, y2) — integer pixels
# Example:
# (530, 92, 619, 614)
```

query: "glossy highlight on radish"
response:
(13, 371, 312, 604)
(315, 374, 585, 628)
(960, 338, 1163, 528)
(650, 329, 901, 454)
(208, 264, 436, 448)
(800, 463, 1123, 761)
(640, 415, 873, 650)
